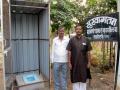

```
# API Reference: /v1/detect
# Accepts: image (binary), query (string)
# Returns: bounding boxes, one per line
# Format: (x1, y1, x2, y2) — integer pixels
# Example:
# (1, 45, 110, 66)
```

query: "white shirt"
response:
(51, 36, 69, 63)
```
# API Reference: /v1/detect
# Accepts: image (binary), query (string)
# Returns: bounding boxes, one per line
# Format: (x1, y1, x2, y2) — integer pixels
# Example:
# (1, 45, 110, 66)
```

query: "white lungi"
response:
(73, 82, 86, 90)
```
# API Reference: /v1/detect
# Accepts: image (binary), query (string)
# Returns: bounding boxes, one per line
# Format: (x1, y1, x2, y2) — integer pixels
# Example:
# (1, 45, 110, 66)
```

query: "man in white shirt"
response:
(51, 26, 69, 90)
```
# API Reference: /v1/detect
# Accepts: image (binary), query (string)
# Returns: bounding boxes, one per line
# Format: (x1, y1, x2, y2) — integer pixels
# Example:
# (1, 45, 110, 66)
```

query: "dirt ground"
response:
(50, 68, 114, 90)
(0, 62, 115, 90)
(0, 66, 116, 90)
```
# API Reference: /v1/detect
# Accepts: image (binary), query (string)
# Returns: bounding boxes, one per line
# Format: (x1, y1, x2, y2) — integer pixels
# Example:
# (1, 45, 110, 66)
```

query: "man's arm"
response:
(68, 50, 72, 69)
(66, 38, 72, 69)
(87, 51, 91, 68)
(86, 38, 92, 68)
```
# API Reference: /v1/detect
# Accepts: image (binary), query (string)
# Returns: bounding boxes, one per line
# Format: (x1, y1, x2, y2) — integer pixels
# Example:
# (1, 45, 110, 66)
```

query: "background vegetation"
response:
(51, 0, 117, 32)
(51, 0, 117, 72)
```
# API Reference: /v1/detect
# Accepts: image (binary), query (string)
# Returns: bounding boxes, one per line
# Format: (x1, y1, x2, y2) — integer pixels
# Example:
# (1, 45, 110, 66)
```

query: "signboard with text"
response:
(85, 13, 119, 41)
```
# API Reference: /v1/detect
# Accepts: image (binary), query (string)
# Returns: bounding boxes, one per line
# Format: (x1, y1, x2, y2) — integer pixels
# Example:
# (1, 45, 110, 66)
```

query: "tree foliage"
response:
(50, 0, 117, 32)
(50, 0, 75, 32)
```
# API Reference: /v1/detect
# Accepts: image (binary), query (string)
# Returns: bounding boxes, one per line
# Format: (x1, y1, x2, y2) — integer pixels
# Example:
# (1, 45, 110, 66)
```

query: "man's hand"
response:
(69, 62, 72, 70)
(87, 62, 91, 68)
(87, 51, 91, 68)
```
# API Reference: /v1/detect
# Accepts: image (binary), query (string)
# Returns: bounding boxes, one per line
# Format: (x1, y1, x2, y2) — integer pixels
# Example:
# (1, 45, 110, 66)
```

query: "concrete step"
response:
(6, 72, 49, 90)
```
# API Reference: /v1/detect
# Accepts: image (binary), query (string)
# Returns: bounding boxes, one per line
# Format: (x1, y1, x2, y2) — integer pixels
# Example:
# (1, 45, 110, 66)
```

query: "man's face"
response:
(75, 26, 83, 36)
(58, 28, 64, 37)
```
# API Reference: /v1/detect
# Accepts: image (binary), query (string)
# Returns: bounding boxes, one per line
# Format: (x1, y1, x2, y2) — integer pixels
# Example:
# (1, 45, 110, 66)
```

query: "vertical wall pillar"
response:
(117, 0, 120, 90)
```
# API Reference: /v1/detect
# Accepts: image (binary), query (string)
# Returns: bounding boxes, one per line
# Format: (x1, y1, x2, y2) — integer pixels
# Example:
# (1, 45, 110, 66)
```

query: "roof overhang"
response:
(11, 0, 50, 14)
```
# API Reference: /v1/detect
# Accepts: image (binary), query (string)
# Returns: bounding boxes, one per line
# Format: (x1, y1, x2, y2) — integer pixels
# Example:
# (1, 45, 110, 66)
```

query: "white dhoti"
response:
(73, 82, 86, 90)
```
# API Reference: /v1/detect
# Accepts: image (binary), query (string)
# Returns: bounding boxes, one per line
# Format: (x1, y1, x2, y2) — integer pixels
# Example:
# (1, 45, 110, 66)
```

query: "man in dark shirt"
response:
(66, 24, 92, 90)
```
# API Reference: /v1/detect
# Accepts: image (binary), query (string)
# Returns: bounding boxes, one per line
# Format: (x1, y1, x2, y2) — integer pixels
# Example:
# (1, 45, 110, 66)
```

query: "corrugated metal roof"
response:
(11, 0, 50, 5)
(11, 0, 49, 14)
